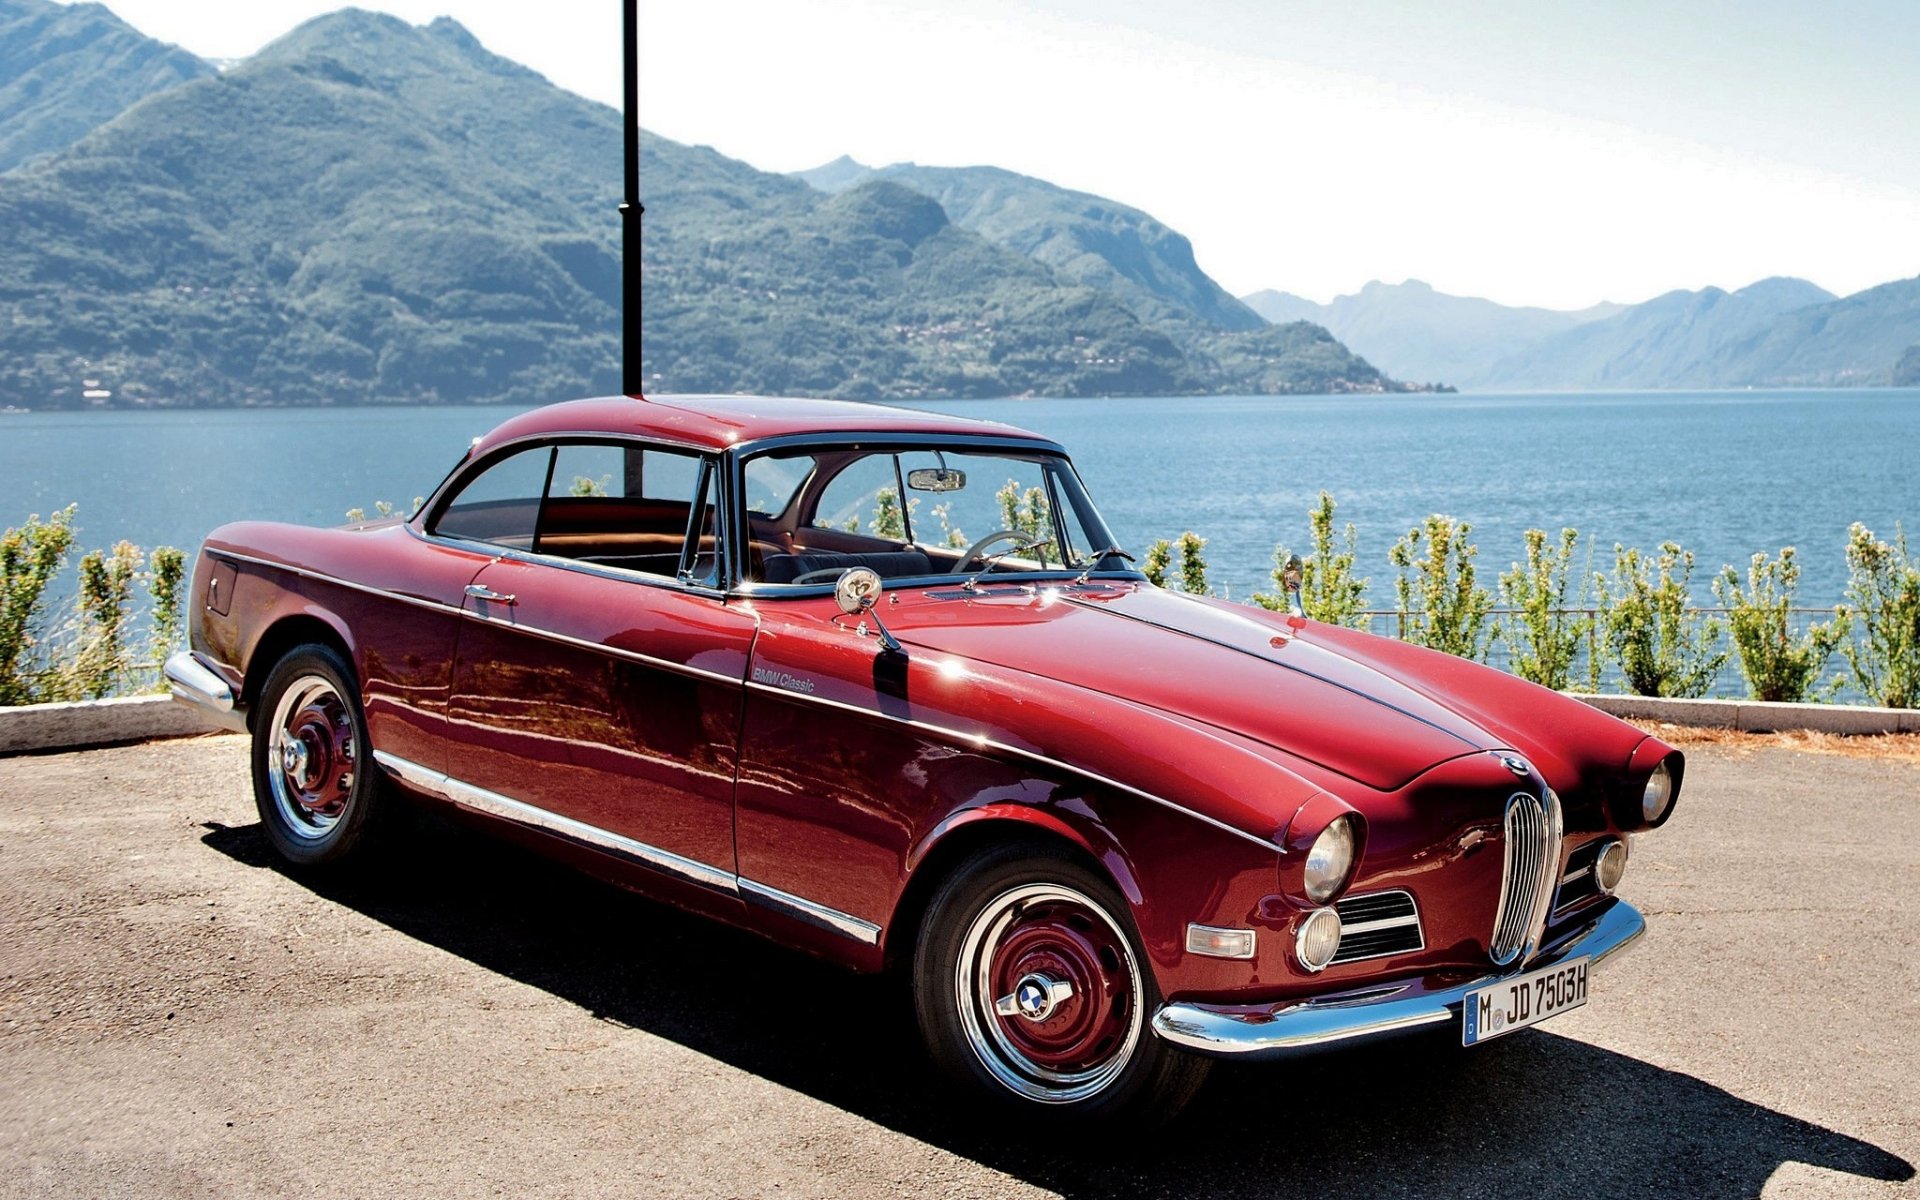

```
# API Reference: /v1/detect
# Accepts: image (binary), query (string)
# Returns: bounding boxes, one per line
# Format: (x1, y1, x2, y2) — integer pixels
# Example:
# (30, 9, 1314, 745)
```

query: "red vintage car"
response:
(166, 394, 1681, 1120)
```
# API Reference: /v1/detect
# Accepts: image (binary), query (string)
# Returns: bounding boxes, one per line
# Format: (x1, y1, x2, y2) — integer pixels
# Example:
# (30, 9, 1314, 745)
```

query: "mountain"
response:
(1698, 275, 1920, 387)
(1477, 276, 1839, 389)
(1241, 289, 1328, 326)
(0, 0, 212, 173)
(0, 10, 627, 407)
(1241, 280, 1623, 387)
(1896, 344, 1920, 387)
(0, 11, 1409, 407)
(797, 157, 1266, 334)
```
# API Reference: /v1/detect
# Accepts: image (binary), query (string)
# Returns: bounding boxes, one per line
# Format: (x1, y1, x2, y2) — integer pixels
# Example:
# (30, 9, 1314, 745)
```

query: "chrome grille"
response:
(1331, 889, 1423, 964)
(1490, 789, 1563, 966)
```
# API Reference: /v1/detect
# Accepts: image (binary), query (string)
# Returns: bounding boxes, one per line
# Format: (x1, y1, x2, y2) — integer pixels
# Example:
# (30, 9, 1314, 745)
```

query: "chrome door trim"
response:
(739, 878, 883, 944)
(372, 751, 880, 946)
(373, 750, 736, 892)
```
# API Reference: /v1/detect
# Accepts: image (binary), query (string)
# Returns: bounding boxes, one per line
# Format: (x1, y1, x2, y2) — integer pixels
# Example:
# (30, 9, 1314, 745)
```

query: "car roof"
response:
(470, 394, 1052, 456)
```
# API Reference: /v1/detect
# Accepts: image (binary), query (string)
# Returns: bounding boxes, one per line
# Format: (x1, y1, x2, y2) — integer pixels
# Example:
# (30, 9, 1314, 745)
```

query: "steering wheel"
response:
(950, 529, 1031, 573)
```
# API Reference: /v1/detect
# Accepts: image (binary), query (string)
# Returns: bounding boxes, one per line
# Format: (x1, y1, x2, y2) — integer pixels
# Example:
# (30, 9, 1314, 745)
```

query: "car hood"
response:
(882, 583, 1503, 792)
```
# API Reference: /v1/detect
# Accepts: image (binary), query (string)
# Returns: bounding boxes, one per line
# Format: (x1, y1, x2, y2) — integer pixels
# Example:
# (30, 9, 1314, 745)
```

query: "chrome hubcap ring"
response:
(955, 882, 1143, 1104)
(266, 674, 354, 841)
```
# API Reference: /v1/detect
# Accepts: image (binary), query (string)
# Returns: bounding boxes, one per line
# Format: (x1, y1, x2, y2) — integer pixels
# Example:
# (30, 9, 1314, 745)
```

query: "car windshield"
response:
(738, 445, 1129, 588)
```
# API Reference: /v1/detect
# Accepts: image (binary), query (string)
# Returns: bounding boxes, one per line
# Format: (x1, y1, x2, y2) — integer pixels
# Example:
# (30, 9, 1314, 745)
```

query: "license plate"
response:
(1461, 956, 1590, 1045)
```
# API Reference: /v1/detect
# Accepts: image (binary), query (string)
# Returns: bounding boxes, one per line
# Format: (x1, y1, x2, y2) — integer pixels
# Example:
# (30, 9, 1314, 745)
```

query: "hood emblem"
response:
(1500, 755, 1531, 778)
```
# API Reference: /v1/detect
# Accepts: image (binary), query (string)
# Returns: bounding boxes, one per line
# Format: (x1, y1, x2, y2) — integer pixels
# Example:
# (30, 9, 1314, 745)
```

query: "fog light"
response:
(1186, 923, 1257, 960)
(1595, 839, 1629, 893)
(1296, 907, 1343, 972)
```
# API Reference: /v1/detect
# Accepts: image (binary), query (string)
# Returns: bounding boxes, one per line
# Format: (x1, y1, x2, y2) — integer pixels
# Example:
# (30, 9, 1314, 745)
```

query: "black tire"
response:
(250, 642, 384, 867)
(912, 843, 1210, 1123)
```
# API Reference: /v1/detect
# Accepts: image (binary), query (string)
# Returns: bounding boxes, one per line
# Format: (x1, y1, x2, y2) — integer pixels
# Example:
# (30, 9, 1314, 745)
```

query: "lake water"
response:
(3, 390, 1916, 614)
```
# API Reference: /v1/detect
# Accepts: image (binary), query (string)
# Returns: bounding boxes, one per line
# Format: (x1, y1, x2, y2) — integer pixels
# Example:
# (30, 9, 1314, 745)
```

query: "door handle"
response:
(465, 583, 517, 605)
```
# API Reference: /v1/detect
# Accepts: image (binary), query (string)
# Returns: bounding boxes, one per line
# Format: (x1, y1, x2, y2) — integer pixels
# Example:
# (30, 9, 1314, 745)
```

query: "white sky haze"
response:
(78, 0, 1920, 310)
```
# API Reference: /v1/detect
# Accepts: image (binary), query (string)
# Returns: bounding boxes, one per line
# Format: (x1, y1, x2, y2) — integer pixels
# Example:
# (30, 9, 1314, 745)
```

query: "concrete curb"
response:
(0, 696, 233, 756)
(1568, 692, 1920, 735)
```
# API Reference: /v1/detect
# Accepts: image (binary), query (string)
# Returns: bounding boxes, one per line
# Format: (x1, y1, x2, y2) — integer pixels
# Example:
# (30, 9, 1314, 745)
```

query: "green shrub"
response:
(147, 546, 187, 679)
(1143, 532, 1210, 594)
(1498, 528, 1593, 690)
(1388, 515, 1493, 659)
(1142, 539, 1172, 588)
(0, 506, 77, 705)
(995, 479, 1053, 566)
(1598, 542, 1727, 697)
(1256, 491, 1369, 625)
(68, 541, 142, 699)
(1712, 547, 1843, 703)
(1839, 522, 1920, 708)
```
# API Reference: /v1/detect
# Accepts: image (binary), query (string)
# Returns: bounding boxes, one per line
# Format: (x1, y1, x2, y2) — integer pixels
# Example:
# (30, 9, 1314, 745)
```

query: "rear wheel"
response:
(912, 844, 1210, 1122)
(251, 643, 383, 867)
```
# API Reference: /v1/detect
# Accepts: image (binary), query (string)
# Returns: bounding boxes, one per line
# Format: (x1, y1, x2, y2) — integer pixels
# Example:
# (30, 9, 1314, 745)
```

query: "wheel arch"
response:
(240, 611, 358, 719)
(883, 804, 1143, 974)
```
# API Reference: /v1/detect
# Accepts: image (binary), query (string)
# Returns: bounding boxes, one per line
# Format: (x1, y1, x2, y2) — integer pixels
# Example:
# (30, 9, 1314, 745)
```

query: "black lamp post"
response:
(620, 0, 643, 396)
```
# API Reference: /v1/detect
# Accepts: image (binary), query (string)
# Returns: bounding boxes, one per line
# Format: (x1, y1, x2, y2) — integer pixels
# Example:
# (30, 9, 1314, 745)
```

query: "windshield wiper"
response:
(962, 537, 1053, 591)
(1072, 546, 1136, 585)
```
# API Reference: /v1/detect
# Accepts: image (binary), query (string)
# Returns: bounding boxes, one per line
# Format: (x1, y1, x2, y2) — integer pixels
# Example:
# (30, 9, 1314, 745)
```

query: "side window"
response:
(744, 453, 815, 519)
(637, 449, 700, 503)
(431, 445, 553, 547)
(813, 454, 907, 540)
(533, 440, 720, 584)
(549, 444, 626, 498)
(683, 463, 720, 588)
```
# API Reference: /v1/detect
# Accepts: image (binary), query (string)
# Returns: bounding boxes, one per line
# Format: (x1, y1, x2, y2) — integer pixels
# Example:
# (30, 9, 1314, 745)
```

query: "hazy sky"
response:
(84, 0, 1920, 309)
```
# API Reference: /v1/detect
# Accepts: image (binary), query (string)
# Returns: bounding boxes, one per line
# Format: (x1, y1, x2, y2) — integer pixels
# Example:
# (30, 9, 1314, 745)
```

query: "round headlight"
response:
(1296, 907, 1343, 972)
(1304, 815, 1358, 903)
(1594, 839, 1629, 893)
(1642, 762, 1675, 824)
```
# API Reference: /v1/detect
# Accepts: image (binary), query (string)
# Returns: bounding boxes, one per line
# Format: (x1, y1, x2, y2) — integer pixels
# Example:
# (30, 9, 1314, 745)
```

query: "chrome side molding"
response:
(371, 750, 880, 945)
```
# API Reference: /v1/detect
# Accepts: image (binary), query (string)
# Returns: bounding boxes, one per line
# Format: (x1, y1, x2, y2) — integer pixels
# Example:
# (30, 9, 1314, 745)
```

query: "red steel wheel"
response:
(913, 845, 1210, 1120)
(251, 643, 386, 867)
(959, 882, 1142, 1101)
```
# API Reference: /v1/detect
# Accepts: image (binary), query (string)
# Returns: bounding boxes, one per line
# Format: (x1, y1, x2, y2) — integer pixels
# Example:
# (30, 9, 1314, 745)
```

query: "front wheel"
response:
(250, 643, 384, 867)
(912, 845, 1210, 1122)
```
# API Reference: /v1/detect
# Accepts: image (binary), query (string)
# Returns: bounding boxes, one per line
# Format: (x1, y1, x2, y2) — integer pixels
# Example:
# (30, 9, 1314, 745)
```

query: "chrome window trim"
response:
(373, 750, 880, 946)
(416, 431, 737, 594)
(412, 524, 733, 601)
(741, 679, 1282, 853)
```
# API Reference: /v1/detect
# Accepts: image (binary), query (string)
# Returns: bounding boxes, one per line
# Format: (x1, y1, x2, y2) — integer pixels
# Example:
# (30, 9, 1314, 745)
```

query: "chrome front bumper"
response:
(164, 650, 248, 732)
(1152, 899, 1646, 1059)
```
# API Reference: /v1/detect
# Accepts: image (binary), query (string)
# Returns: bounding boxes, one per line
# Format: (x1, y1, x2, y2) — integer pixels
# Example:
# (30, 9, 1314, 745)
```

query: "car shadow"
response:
(201, 817, 1912, 1200)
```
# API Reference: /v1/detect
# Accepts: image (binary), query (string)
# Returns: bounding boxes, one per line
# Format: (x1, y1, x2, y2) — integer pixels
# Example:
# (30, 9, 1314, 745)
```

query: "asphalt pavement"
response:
(1, 734, 1915, 1199)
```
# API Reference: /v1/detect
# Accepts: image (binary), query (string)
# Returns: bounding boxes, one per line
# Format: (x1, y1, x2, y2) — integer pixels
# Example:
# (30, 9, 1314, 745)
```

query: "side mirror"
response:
(1281, 553, 1305, 621)
(834, 566, 884, 615)
(833, 567, 902, 654)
